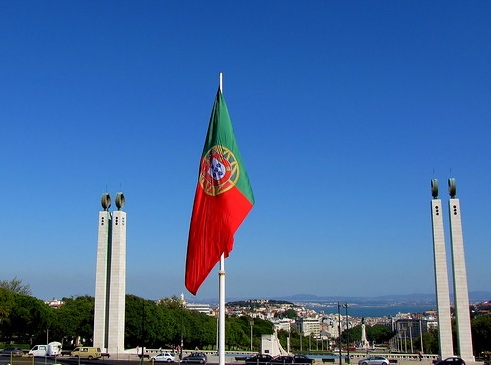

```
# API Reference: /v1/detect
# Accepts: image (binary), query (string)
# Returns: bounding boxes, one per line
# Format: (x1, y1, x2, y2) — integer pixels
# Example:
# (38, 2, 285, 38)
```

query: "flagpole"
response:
(218, 72, 226, 365)
(219, 254, 225, 365)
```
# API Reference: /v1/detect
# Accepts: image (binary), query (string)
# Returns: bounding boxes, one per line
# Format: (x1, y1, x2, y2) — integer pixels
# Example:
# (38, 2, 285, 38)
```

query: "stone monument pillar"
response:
(447, 179, 474, 362)
(360, 318, 369, 350)
(430, 179, 454, 358)
(93, 192, 126, 354)
(93, 194, 112, 350)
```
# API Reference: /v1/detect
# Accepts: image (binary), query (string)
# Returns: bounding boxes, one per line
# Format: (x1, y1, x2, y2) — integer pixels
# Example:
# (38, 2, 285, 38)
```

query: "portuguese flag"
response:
(185, 88, 254, 295)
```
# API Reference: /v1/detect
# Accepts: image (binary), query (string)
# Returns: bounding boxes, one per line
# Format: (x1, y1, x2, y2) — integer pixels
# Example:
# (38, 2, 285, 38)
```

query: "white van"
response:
(28, 342, 62, 357)
(29, 345, 48, 357)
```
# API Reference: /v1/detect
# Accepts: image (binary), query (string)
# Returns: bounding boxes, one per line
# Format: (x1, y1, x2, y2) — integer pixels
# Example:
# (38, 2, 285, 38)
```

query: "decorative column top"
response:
(431, 179, 439, 199)
(448, 178, 456, 198)
(101, 193, 111, 211)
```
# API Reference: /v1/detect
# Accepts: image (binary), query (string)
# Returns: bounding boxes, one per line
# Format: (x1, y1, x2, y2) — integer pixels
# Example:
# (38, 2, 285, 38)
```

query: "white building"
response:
(185, 302, 213, 315)
(296, 317, 321, 336)
(272, 318, 293, 332)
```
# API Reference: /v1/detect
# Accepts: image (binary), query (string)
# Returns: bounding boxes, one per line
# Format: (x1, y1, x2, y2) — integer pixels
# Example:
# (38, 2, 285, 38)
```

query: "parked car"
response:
(182, 352, 207, 364)
(434, 357, 466, 365)
(1, 347, 24, 357)
(293, 355, 314, 364)
(151, 352, 175, 362)
(269, 356, 295, 364)
(268, 355, 315, 365)
(358, 356, 390, 365)
(70, 347, 102, 359)
(245, 354, 274, 365)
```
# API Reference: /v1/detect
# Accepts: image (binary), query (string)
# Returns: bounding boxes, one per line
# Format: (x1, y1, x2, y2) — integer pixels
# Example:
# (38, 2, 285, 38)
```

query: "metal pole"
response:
(249, 319, 254, 351)
(410, 325, 414, 353)
(398, 331, 401, 353)
(419, 319, 424, 353)
(45, 329, 48, 365)
(141, 299, 145, 365)
(218, 74, 225, 365)
(250, 323, 253, 351)
(345, 304, 350, 364)
(180, 316, 183, 361)
(219, 254, 226, 365)
(338, 303, 342, 365)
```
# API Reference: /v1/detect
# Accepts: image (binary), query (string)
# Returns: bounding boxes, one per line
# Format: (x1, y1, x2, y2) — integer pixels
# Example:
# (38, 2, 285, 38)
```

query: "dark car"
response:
(245, 354, 274, 365)
(182, 352, 207, 364)
(269, 355, 315, 365)
(293, 355, 314, 364)
(434, 357, 466, 365)
(1, 347, 24, 357)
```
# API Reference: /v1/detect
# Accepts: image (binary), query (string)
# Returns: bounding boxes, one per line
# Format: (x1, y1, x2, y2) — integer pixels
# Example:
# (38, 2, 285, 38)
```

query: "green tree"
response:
(0, 277, 32, 295)
(472, 314, 491, 354)
(421, 329, 439, 354)
(159, 296, 185, 309)
(274, 309, 297, 319)
(368, 324, 392, 344)
(51, 296, 94, 347)
(156, 305, 182, 346)
(2, 293, 52, 344)
(225, 317, 249, 350)
(340, 324, 391, 345)
(341, 325, 361, 344)
(0, 288, 15, 323)
(125, 294, 146, 348)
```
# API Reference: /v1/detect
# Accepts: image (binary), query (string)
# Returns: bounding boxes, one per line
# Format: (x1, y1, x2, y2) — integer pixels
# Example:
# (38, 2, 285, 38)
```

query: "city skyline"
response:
(1, 2, 491, 301)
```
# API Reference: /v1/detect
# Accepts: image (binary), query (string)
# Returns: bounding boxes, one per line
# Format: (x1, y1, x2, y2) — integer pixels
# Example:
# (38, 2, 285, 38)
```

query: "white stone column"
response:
(431, 198, 454, 358)
(107, 209, 126, 354)
(94, 210, 111, 350)
(448, 198, 474, 361)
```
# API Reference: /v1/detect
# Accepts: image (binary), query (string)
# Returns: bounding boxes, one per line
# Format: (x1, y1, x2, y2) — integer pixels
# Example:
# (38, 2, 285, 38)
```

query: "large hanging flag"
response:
(185, 88, 254, 295)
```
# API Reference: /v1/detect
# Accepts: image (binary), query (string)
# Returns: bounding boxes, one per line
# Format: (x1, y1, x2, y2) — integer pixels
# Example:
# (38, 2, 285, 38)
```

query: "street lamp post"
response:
(344, 303, 350, 364)
(45, 329, 49, 365)
(141, 300, 145, 365)
(337, 302, 342, 365)
(181, 316, 184, 361)
(409, 324, 414, 353)
(419, 318, 424, 354)
(249, 319, 254, 351)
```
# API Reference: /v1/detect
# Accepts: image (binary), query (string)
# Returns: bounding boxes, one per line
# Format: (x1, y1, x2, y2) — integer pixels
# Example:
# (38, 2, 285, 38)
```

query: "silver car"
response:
(182, 352, 207, 364)
(358, 356, 390, 365)
(151, 352, 176, 362)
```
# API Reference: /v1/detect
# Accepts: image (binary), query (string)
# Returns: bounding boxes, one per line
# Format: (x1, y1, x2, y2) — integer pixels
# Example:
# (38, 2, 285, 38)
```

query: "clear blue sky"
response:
(1, 1, 490, 302)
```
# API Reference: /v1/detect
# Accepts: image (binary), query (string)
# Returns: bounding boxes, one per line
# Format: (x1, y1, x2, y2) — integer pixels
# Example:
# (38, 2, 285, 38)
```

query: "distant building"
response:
(296, 317, 321, 336)
(185, 302, 213, 315)
(180, 293, 214, 316)
(272, 318, 293, 332)
(475, 301, 491, 316)
(45, 299, 65, 309)
(393, 318, 428, 348)
(321, 315, 339, 338)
